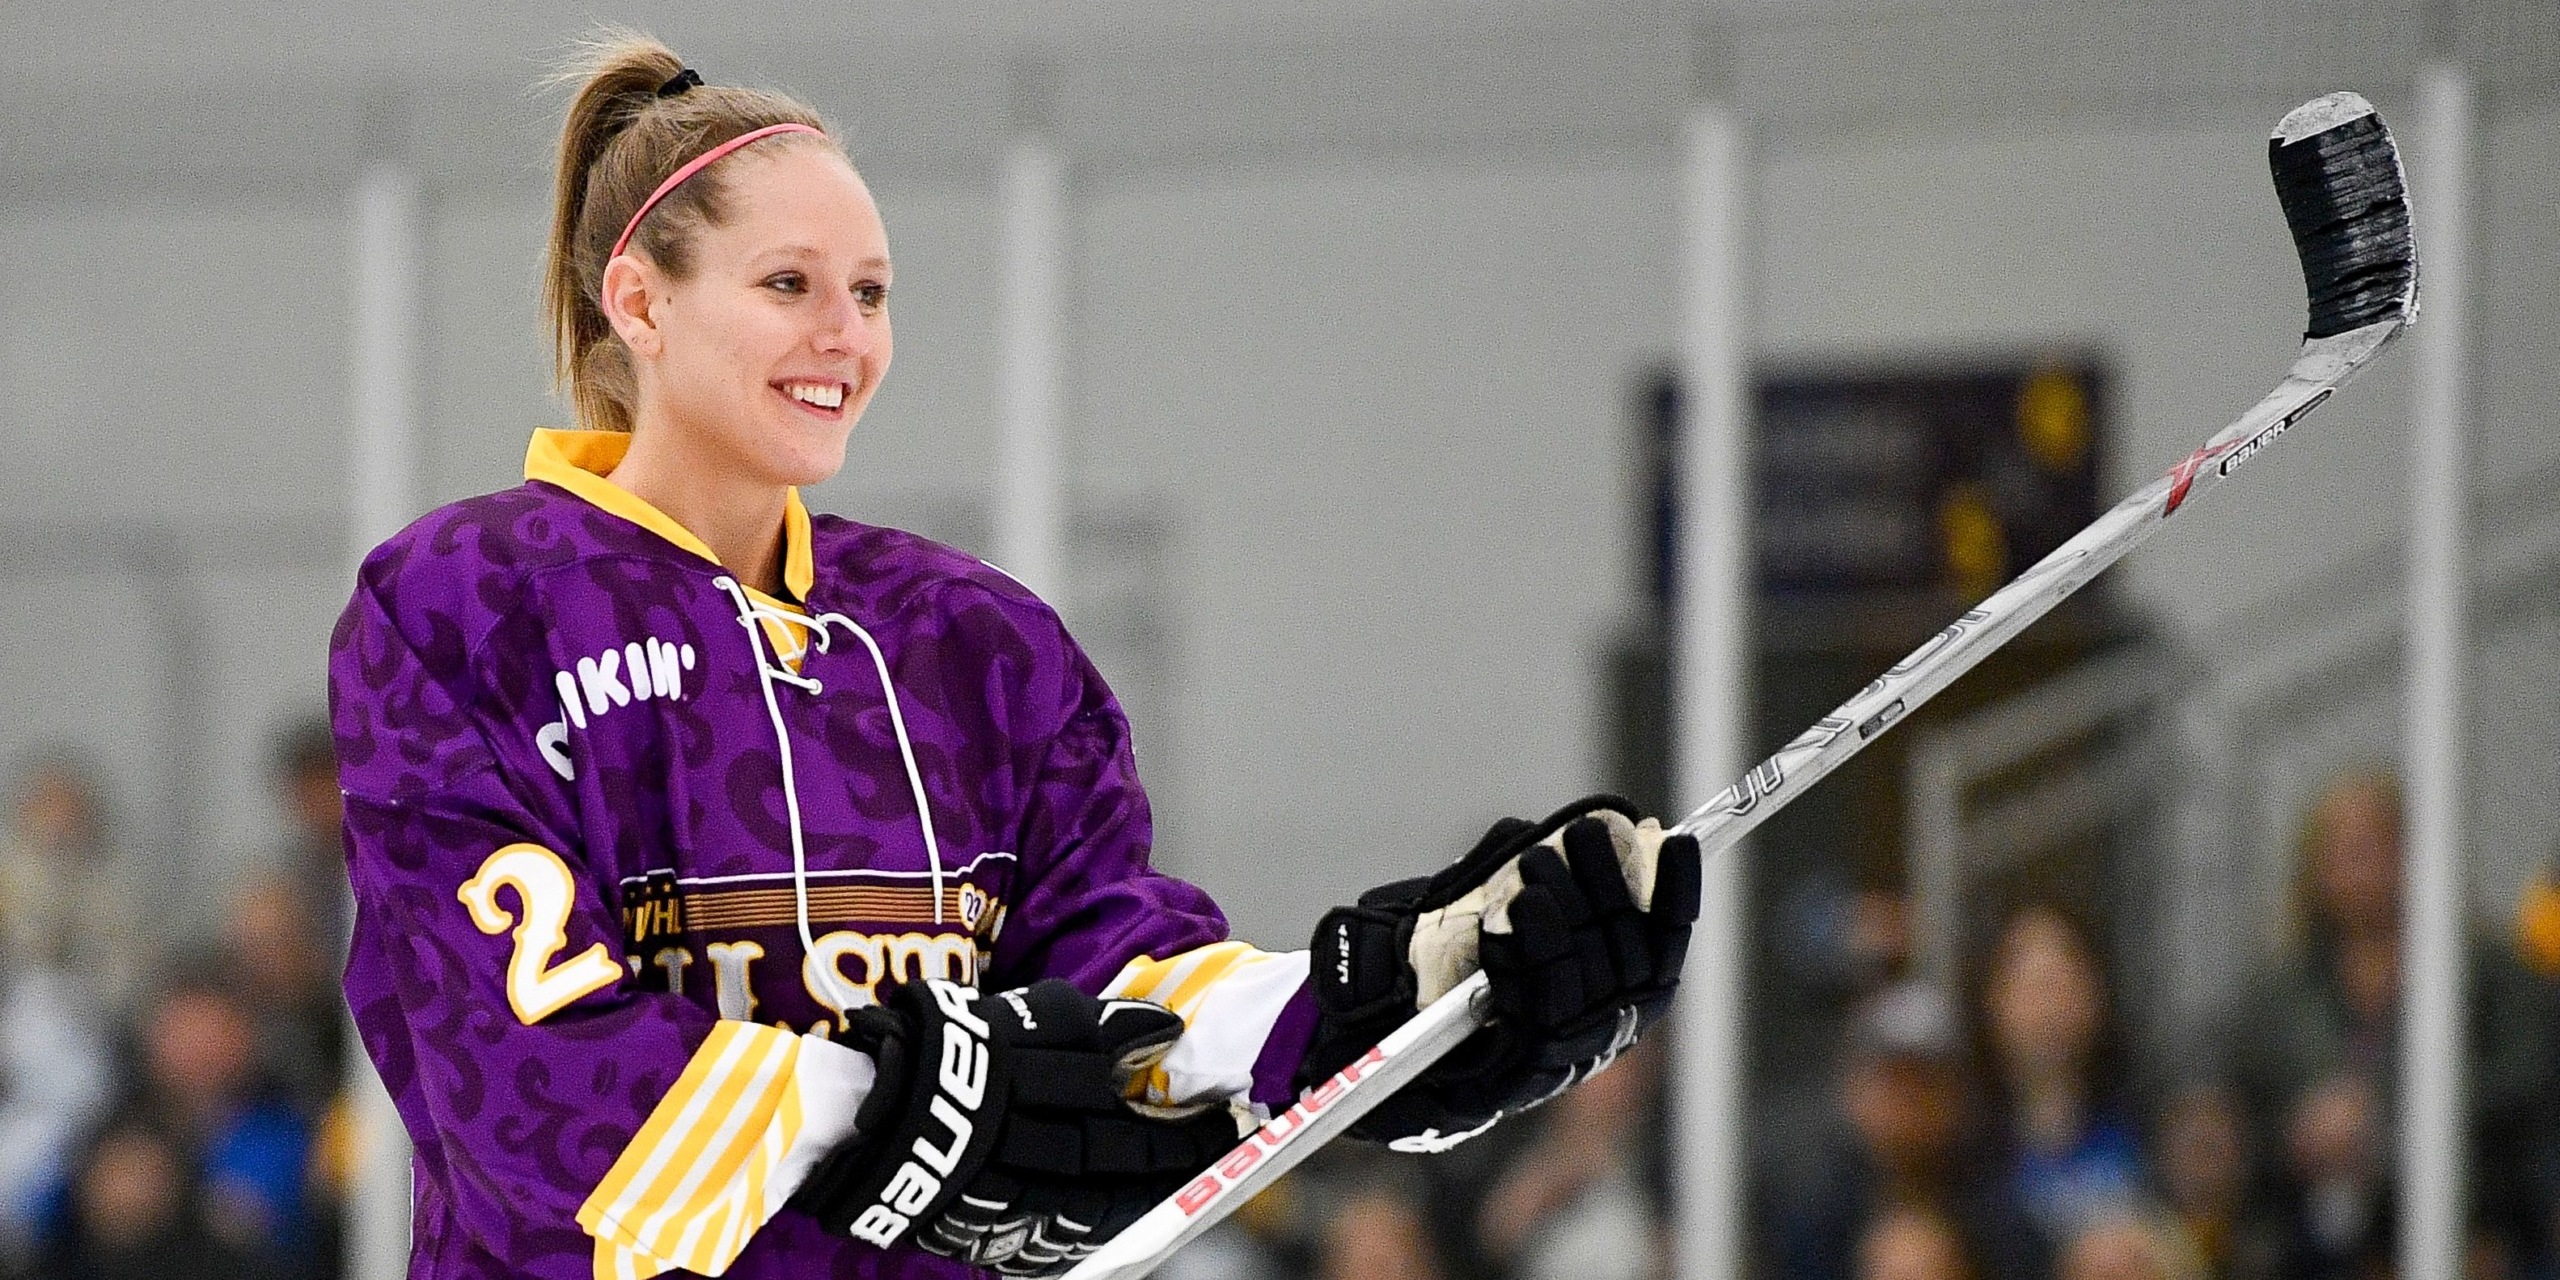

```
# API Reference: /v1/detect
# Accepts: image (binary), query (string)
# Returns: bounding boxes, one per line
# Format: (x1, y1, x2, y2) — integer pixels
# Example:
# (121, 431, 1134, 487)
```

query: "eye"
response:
(854, 281, 890, 314)
(762, 271, 808, 295)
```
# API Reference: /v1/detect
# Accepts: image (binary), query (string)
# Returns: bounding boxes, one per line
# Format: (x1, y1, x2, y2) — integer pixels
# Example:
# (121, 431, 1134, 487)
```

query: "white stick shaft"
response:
(1064, 972, 1495, 1279)
(1065, 316, 2407, 1280)
(1666, 321, 2396, 864)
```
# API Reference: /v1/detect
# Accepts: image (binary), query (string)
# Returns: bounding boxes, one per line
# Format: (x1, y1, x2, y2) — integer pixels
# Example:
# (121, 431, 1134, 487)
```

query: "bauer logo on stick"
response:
(1172, 1044, 1385, 1216)
(1060, 91, 2420, 1280)
(2220, 388, 2333, 477)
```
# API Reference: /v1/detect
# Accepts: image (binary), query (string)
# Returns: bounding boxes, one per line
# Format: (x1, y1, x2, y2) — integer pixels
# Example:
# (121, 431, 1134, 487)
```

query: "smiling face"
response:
(606, 142, 892, 488)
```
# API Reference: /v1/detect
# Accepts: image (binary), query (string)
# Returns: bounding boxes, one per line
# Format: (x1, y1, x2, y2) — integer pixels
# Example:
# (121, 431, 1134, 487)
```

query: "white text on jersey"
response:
(537, 636, 698, 780)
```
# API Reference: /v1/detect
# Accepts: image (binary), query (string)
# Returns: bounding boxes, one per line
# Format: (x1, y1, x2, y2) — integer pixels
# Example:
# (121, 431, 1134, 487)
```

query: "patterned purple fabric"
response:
(331, 477, 1301, 1279)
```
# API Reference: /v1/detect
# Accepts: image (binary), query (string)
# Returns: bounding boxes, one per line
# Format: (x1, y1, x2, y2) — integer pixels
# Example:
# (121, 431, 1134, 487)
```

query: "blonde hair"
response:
(543, 31, 838, 432)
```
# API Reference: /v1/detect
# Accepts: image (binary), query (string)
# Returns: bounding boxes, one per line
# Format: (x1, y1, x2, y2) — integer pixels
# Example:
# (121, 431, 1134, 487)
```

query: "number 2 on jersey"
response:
(458, 843, 624, 1025)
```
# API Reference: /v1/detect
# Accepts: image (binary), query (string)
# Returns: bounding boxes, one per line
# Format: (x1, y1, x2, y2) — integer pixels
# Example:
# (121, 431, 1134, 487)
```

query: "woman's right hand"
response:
(789, 978, 1240, 1276)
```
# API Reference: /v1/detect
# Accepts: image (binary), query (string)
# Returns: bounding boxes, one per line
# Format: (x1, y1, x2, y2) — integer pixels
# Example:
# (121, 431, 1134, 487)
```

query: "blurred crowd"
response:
(5, 736, 2559, 1280)
(0, 724, 348, 1280)
(1178, 768, 2560, 1280)
(1742, 768, 2560, 1280)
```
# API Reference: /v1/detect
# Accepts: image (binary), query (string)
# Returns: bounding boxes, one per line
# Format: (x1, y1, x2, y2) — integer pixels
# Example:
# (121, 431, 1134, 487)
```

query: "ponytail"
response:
(543, 31, 835, 432)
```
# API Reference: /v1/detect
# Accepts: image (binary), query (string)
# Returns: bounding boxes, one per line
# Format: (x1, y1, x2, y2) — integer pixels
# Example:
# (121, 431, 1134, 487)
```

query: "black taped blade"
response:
(2270, 92, 2418, 340)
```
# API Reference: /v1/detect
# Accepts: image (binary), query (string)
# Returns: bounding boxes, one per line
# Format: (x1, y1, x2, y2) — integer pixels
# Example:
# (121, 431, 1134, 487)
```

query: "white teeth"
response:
(786, 382, 845, 410)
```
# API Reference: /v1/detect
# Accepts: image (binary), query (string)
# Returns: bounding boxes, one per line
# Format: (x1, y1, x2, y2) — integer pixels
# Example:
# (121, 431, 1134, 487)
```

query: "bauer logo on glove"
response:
(843, 980, 996, 1246)
(793, 978, 1243, 1277)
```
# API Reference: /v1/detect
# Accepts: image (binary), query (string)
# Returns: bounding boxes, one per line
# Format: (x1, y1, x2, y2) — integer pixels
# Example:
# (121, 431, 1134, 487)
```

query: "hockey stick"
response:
(1062, 90, 2417, 1280)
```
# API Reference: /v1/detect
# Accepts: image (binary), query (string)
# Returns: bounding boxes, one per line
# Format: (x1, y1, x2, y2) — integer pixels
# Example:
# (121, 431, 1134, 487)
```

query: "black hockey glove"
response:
(1301, 795, 1700, 1152)
(792, 978, 1241, 1276)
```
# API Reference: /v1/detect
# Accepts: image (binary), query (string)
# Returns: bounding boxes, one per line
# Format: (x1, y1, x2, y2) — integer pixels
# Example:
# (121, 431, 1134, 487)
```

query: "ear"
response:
(599, 256, 664, 359)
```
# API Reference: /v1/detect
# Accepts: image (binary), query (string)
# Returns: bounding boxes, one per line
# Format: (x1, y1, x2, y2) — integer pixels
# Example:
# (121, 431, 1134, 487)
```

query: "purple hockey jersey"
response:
(331, 430, 1317, 1280)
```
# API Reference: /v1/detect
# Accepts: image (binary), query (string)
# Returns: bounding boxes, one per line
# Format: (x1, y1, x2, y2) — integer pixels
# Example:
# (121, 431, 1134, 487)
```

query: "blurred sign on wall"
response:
(1752, 361, 2105, 601)
(1611, 356, 2114, 815)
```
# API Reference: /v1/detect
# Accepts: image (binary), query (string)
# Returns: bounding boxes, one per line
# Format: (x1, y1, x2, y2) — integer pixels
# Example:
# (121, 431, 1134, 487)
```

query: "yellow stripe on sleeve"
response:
(1108, 940, 1253, 1009)
(577, 1020, 812, 1278)
(1101, 953, 1173, 1000)
(624, 1033, 794, 1256)
(1101, 942, 1309, 1107)
(594, 1237, 660, 1280)
(586, 1023, 770, 1228)
(1160, 944, 1253, 1017)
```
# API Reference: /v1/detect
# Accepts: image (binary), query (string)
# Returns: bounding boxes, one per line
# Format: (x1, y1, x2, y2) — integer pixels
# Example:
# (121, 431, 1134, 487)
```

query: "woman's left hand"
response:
(1299, 797, 1699, 1151)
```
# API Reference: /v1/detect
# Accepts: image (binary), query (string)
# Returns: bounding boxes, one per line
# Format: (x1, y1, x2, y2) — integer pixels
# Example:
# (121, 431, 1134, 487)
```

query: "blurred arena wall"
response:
(0, 0, 2555, 953)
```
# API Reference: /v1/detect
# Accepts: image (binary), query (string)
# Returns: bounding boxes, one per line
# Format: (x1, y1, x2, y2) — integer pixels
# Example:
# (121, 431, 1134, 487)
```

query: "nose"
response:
(813, 289, 877, 359)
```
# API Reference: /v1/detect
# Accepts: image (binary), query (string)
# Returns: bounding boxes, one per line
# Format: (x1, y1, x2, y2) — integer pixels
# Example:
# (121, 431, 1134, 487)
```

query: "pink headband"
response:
(608, 121, 825, 265)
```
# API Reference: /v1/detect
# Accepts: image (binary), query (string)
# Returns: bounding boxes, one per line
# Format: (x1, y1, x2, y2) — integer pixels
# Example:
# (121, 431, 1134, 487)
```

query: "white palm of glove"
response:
(1405, 809, 1675, 1006)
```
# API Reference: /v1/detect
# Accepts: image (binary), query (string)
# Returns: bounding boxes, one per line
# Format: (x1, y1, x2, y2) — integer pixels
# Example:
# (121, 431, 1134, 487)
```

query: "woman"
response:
(2226, 771, 2553, 1280)
(330, 34, 1698, 1280)
(1975, 903, 2145, 1252)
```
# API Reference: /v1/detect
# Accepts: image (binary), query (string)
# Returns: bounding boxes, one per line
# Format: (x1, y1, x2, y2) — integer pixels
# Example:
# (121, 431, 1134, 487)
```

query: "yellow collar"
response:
(524, 428, 814, 601)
